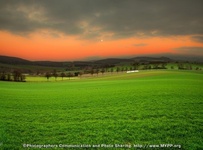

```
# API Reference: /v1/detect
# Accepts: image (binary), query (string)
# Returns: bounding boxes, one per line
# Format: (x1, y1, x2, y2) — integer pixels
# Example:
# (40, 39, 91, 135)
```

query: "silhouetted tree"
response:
(132, 62, 139, 70)
(96, 69, 99, 76)
(116, 67, 120, 73)
(0, 72, 6, 81)
(52, 70, 58, 81)
(101, 68, 105, 75)
(74, 72, 80, 76)
(13, 70, 24, 82)
(45, 72, 51, 81)
(60, 72, 66, 80)
(90, 69, 94, 76)
(67, 72, 74, 79)
(20, 74, 26, 82)
(1, 71, 20, 82)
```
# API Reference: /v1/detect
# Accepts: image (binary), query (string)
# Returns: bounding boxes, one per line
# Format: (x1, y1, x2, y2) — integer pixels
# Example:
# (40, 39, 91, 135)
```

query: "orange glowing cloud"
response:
(0, 30, 203, 61)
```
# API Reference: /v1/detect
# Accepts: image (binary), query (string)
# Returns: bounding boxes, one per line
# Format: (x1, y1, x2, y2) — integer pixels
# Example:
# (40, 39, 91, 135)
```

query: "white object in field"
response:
(127, 70, 139, 73)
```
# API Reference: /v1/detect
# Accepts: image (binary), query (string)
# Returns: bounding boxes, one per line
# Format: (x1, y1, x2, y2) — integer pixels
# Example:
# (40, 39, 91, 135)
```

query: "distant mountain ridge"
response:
(0, 55, 201, 68)
(0, 55, 31, 65)
(131, 56, 171, 62)
(0, 55, 172, 66)
(94, 58, 133, 65)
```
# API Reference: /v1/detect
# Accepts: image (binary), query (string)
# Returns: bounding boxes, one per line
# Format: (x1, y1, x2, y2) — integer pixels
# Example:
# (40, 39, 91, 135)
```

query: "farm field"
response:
(0, 70, 203, 149)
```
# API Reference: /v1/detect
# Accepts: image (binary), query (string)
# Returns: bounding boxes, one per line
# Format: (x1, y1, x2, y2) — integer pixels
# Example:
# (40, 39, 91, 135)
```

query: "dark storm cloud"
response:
(173, 47, 203, 55)
(0, 0, 203, 39)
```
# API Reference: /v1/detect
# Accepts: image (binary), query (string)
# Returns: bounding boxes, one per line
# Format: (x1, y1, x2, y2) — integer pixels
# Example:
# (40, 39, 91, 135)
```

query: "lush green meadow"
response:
(0, 70, 203, 149)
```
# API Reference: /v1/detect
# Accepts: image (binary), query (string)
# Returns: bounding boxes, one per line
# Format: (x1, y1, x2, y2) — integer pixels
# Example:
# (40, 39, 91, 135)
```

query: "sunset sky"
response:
(0, 0, 203, 61)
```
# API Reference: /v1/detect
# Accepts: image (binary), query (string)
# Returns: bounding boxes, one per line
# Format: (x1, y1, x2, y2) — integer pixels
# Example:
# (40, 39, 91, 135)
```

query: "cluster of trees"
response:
(0, 70, 26, 82)
(45, 70, 83, 81)
(84, 66, 137, 76)
(1, 61, 202, 82)
(45, 65, 138, 80)
(177, 63, 201, 70)
(139, 62, 167, 70)
(44, 62, 203, 81)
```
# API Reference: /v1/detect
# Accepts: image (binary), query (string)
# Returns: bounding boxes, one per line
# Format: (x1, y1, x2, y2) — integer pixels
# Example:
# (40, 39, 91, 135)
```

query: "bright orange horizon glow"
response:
(0, 30, 202, 61)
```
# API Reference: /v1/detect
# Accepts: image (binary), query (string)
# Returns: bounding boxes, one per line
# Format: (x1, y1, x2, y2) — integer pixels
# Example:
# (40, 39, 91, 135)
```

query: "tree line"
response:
(0, 62, 202, 82)
(0, 70, 26, 82)
(44, 62, 168, 81)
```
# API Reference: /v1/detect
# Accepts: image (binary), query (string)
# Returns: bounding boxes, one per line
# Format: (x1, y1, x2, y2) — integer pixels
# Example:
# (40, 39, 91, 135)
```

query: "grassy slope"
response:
(0, 70, 203, 149)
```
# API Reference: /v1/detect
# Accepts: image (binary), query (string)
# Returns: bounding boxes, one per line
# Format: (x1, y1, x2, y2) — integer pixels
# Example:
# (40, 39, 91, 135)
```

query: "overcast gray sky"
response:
(0, 0, 202, 38)
(0, 0, 203, 60)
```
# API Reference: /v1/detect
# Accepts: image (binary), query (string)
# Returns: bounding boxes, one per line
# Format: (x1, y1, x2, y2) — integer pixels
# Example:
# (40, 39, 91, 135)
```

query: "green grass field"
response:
(0, 70, 203, 149)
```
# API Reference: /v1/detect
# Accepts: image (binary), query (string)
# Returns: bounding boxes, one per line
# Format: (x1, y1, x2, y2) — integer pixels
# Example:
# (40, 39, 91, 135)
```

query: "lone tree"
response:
(60, 72, 66, 80)
(101, 68, 105, 75)
(0, 71, 6, 81)
(67, 72, 73, 80)
(116, 67, 120, 73)
(45, 72, 51, 81)
(20, 74, 26, 82)
(90, 69, 94, 76)
(7, 73, 11, 81)
(53, 69, 58, 81)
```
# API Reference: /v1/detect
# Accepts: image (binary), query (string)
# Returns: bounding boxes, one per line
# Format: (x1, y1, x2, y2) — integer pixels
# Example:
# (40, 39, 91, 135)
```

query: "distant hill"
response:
(131, 56, 172, 63)
(93, 57, 172, 65)
(93, 58, 133, 65)
(33, 61, 68, 67)
(0, 55, 32, 65)
(0, 55, 173, 67)
(0, 55, 202, 69)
